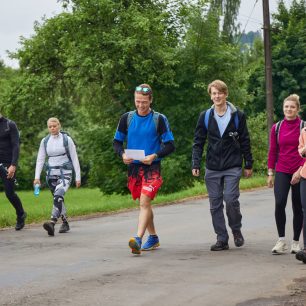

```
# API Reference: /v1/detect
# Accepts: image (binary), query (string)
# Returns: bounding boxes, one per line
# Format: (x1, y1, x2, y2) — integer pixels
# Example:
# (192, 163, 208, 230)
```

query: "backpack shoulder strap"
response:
(127, 110, 136, 129)
(275, 120, 283, 145)
(234, 112, 239, 130)
(152, 111, 160, 132)
(61, 132, 71, 161)
(204, 109, 212, 130)
(43, 135, 51, 154)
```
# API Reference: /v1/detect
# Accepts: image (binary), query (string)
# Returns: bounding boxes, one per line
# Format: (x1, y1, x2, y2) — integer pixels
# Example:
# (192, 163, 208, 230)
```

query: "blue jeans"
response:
(205, 167, 242, 242)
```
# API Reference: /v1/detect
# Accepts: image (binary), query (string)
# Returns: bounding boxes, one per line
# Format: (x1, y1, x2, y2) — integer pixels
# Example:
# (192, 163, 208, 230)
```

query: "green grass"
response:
(0, 175, 267, 228)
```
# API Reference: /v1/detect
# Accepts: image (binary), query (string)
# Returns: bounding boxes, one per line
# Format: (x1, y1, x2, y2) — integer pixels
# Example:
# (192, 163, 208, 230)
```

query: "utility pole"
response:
(262, 0, 274, 134)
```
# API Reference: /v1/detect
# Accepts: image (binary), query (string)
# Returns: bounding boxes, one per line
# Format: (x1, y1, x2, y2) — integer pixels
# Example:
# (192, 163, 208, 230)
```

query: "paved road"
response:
(1, 188, 306, 306)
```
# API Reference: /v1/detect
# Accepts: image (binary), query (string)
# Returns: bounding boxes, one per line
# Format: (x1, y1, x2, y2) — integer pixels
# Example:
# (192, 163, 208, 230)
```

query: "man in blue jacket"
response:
(192, 80, 253, 251)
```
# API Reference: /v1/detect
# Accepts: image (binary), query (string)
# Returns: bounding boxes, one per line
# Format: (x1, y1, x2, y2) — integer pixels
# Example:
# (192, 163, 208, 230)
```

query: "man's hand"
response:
(122, 153, 134, 164)
(244, 169, 252, 178)
(142, 154, 157, 165)
(75, 180, 81, 188)
(192, 169, 200, 177)
(7, 165, 16, 179)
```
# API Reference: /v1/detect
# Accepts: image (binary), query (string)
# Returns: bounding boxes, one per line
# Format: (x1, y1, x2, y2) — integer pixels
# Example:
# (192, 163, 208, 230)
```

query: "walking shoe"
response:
(15, 212, 27, 230)
(59, 222, 70, 233)
(210, 240, 229, 251)
(128, 236, 142, 255)
(141, 235, 160, 251)
(233, 231, 244, 247)
(295, 250, 306, 263)
(272, 239, 288, 254)
(43, 222, 55, 236)
(290, 241, 301, 254)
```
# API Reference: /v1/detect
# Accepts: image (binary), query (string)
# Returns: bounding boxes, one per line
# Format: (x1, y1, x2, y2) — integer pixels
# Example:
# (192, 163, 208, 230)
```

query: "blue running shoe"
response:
(129, 236, 142, 255)
(141, 235, 160, 251)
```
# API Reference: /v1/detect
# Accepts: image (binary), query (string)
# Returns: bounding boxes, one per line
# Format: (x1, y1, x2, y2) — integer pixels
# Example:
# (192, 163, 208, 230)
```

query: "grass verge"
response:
(0, 175, 267, 228)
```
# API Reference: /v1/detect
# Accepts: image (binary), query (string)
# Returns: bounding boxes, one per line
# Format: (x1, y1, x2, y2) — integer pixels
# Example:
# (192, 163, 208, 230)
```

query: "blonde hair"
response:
(47, 117, 61, 127)
(283, 94, 300, 110)
(207, 80, 228, 95)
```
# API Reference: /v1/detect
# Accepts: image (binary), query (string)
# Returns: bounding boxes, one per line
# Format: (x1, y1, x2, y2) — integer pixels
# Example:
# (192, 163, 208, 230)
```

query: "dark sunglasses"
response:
(135, 86, 152, 94)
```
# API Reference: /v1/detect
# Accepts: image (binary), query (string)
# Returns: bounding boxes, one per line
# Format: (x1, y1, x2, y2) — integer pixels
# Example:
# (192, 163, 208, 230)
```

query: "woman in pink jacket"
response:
(267, 94, 304, 255)
(296, 121, 306, 263)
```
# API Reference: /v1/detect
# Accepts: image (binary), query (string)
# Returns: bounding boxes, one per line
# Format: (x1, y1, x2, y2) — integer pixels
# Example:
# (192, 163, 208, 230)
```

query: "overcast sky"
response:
(0, 0, 293, 68)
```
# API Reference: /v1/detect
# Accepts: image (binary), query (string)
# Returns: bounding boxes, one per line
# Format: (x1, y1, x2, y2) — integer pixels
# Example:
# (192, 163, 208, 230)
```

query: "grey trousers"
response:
(205, 167, 242, 242)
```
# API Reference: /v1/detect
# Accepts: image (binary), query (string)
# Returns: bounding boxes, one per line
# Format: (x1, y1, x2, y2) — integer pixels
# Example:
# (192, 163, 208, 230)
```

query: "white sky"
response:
(0, 0, 293, 68)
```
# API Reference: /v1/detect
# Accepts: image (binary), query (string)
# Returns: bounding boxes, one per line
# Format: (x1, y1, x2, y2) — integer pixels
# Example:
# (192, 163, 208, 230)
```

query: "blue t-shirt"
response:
(214, 106, 231, 137)
(114, 110, 174, 163)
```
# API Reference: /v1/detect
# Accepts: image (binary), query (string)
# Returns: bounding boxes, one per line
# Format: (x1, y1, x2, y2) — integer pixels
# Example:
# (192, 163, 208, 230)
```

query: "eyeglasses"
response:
(135, 86, 152, 94)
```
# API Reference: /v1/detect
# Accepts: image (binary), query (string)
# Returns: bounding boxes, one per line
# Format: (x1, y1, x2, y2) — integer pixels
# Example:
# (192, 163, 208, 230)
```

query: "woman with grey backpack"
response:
(33, 117, 81, 236)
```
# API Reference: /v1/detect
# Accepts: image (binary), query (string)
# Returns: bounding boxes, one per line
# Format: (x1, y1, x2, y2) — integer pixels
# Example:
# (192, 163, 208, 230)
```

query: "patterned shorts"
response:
(127, 164, 163, 200)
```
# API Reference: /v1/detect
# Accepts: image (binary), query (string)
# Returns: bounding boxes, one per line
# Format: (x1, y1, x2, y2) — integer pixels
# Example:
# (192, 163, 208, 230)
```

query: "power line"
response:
(241, 0, 260, 34)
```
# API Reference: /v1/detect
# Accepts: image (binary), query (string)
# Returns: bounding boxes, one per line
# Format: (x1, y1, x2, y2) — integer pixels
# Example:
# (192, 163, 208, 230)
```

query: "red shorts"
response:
(127, 166, 163, 200)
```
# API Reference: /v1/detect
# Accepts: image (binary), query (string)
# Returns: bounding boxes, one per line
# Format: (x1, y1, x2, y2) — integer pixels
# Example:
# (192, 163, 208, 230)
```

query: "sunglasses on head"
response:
(135, 86, 152, 94)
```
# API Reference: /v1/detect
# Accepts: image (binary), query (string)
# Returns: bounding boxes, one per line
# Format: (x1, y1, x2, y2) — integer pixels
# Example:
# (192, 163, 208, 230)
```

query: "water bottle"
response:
(34, 184, 40, 197)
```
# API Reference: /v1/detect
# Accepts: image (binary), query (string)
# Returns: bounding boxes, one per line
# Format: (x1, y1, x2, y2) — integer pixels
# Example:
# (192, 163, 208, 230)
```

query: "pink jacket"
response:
(268, 117, 304, 174)
(298, 128, 306, 178)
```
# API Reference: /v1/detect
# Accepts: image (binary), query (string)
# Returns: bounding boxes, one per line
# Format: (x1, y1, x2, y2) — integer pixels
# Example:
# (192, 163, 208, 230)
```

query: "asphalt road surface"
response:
(1, 188, 306, 306)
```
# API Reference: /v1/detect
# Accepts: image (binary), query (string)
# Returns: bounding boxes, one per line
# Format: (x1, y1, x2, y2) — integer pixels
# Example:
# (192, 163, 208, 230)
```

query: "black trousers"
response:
(0, 163, 24, 218)
(274, 172, 303, 241)
(299, 178, 306, 248)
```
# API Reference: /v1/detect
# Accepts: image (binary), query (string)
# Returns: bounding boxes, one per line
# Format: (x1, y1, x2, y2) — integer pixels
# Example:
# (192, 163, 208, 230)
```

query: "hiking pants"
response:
(299, 178, 306, 248)
(205, 167, 242, 243)
(47, 174, 72, 220)
(274, 172, 302, 241)
(0, 163, 24, 218)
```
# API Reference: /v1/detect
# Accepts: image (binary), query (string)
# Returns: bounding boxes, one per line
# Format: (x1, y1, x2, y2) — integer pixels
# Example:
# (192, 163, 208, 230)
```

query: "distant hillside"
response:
(239, 30, 262, 46)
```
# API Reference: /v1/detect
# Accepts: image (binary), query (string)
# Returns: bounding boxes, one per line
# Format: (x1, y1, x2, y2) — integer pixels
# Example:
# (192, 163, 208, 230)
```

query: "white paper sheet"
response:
(124, 149, 145, 160)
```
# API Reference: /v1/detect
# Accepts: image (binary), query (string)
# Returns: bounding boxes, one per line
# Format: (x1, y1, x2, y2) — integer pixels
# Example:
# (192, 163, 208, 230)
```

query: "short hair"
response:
(134, 83, 153, 100)
(47, 117, 61, 127)
(207, 80, 228, 95)
(283, 94, 300, 110)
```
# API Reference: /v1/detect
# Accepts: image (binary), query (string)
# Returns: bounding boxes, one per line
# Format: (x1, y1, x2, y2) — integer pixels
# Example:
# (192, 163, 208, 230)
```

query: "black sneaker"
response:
(43, 222, 55, 236)
(210, 240, 229, 251)
(233, 231, 244, 247)
(15, 212, 27, 231)
(59, 222, 70, 233)
(295, 250, 306, 263)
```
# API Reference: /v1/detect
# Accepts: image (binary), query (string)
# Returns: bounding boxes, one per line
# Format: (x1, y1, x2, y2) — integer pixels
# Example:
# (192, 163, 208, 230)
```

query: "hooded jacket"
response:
(192, 102, 253, 171)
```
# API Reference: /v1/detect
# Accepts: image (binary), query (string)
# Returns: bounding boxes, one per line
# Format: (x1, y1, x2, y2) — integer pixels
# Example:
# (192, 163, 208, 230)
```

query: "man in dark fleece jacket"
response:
(192, 80, 253, 251)
(0, 115, 26, 230)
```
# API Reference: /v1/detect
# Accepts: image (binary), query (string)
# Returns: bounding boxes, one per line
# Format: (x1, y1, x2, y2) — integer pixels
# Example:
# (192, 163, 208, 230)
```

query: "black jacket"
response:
(0, 117, 20, 166)
(192, 103, 253, 171)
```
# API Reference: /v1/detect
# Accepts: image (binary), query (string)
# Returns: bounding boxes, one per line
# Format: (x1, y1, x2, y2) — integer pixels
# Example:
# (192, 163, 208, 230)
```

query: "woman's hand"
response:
(291, 169, 301, 185)
(267, 175, 274, 188)
(75, 180, 81, 188)
(33, 179, 41, 186)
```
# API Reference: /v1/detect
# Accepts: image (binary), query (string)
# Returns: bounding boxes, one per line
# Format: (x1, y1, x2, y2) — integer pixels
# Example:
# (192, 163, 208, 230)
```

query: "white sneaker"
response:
(272, 239, 288, 254)
(290, 241, 301, 254)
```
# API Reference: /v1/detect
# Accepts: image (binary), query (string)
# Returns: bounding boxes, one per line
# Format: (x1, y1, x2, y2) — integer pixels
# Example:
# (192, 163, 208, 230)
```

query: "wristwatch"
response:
(267, 171, 274, 176)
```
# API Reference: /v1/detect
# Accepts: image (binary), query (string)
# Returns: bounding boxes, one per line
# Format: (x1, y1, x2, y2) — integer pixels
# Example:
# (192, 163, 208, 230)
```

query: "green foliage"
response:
(0, 0, 267, 194)
(271, 0, 306, 119)
(246, 0, 306, 120)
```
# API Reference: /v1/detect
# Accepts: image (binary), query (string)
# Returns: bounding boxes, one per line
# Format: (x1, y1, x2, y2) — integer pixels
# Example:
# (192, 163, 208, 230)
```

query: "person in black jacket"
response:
(192, 80, 253, 251)
(0, 115, 26, 230)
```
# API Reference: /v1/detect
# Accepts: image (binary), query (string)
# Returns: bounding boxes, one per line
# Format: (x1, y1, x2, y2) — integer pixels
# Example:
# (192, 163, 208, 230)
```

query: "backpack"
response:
(204, 108, 239, 130)
(43, 131, 73, 162)
(275, 120, 306, 145)
(126, 110, 160, 132)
